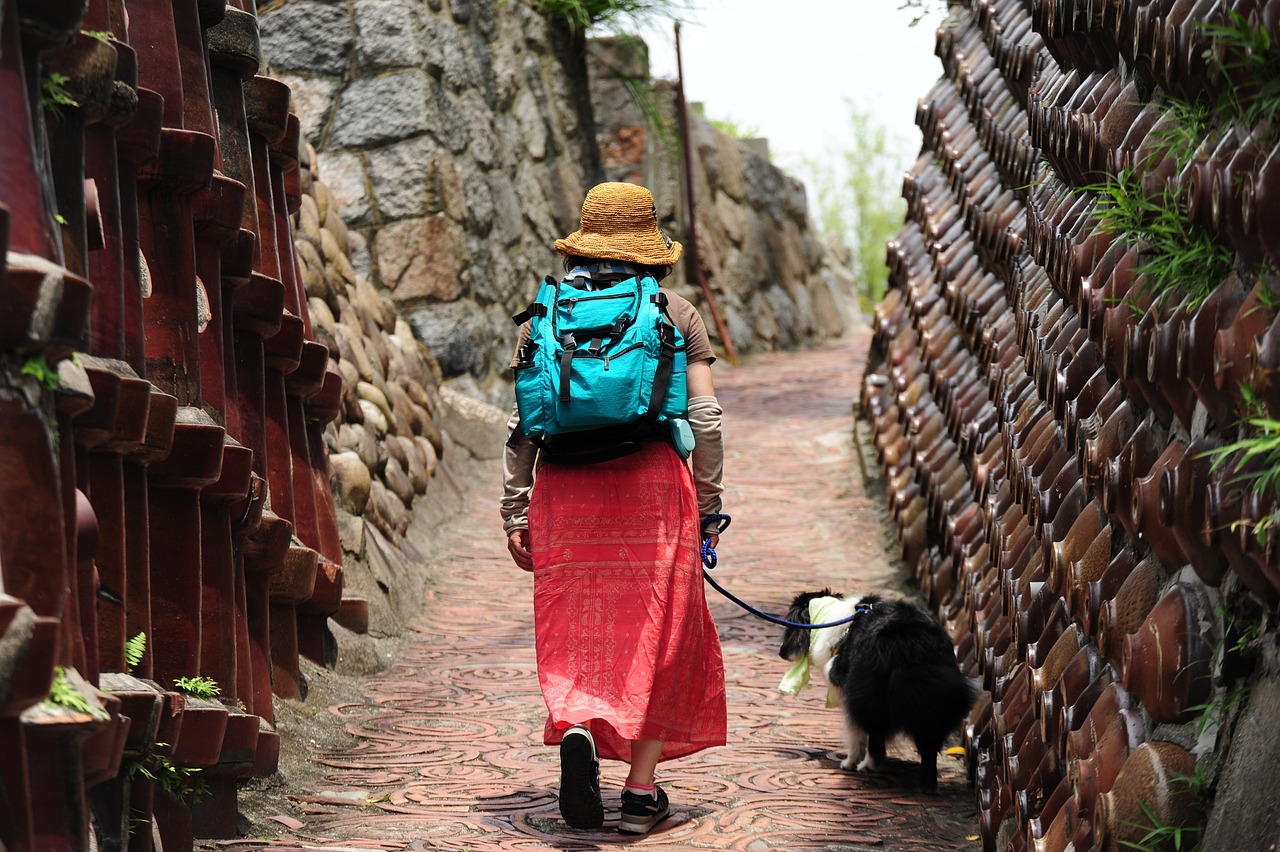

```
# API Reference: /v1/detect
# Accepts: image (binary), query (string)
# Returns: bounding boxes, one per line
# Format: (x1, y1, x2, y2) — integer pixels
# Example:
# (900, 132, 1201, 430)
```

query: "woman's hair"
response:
(563, 254, 672, 282)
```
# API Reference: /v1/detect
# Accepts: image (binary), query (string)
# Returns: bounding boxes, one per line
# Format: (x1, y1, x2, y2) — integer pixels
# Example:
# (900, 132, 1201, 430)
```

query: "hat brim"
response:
(554, 231, 683, 267)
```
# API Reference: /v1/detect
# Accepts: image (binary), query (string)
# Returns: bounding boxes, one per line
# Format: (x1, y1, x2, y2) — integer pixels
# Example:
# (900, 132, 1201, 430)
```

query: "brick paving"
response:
(227, 332, 979, 851)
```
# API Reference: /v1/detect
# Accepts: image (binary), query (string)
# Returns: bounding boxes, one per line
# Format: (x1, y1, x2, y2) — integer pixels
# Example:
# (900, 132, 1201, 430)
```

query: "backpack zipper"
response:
(560, 290, 635, 314)
(572, 341, 642, 370)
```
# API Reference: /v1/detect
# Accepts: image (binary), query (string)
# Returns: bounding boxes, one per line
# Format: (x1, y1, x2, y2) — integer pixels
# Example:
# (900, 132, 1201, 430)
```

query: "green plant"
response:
(124, 632, 146, 673)
(692, 104, 759, 140)
(44, 666, 106, 718)
(1186, 681, 1253, 738)
(173, 675, 220, 699)
(1119, 800, 1203, 851)
(22, 354, 61, 391)
(1085, 171, 1233, 310)
(82, 29, 112, 41)
(1199, 12, 1280, 135)
(1171, 762, 1215, 810)
(41, 72, 78, 117)
(898, 0, 948, 27)
(1143, 98, 1211, 172)
(1200, 424, 1280, 544)
(536, 0, 686, 34)
(800, 100, 907, 311)
(124, 746, 209, 803)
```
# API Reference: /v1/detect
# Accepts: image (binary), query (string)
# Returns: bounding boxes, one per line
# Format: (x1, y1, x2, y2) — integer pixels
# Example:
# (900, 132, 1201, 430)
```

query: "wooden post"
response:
(674, 22, 739, 365)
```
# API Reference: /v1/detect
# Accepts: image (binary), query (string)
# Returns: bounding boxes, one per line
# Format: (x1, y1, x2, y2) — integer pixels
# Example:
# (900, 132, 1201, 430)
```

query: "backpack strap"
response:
(558, 334, 577, 402)
(643, 319, 678, 427)
(629, 289, 679, 444)
(511, 276, 557, 325)
(511, 303, 546, 325)
(505, 420, 524, 449)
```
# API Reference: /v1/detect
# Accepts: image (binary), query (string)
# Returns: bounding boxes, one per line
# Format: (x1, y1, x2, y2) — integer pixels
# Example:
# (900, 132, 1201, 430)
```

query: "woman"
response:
(500, 182, 727, 835)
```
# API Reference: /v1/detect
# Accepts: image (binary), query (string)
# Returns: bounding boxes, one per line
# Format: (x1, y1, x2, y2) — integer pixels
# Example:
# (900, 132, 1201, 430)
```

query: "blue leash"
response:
(699, 514, 864, 631)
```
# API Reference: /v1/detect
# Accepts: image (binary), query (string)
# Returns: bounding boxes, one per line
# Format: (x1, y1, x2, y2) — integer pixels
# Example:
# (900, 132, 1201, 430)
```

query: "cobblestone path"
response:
(232, 333, 979, 851)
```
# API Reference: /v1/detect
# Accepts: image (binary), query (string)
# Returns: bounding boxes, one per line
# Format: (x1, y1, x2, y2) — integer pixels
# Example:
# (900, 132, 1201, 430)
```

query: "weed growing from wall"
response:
(537, 0, 686, 35)
(1086, 169, 1233, 311)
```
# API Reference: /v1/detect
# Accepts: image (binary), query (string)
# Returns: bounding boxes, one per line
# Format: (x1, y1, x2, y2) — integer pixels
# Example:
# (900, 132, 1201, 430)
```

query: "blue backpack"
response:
(509, 272, 688, 463)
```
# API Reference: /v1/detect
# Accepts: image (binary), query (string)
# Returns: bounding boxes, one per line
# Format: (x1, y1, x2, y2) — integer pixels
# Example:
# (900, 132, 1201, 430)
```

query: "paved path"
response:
(228, 334, 979, 851)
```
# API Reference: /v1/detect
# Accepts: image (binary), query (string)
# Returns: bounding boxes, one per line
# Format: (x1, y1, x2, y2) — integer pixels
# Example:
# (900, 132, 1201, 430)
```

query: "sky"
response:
(630, 0, 946, 214)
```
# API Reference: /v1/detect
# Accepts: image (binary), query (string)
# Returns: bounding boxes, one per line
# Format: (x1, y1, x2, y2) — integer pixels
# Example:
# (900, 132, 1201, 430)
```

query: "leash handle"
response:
(700, 513, 732, 569)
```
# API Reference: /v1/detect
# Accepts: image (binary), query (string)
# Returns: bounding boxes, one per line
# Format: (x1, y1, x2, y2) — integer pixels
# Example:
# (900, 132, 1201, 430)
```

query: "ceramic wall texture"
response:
(0, 0, 392, 849)
(861, 1, 1280, 849)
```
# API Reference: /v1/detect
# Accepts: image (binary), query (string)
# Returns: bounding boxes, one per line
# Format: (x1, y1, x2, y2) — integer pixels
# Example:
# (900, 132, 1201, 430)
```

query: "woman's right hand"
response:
(508, 528, 533, 572)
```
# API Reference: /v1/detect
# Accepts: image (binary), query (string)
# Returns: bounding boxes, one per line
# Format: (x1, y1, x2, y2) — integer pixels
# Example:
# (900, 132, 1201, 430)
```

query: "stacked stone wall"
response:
(861, 1, 1280, 849)
(260, 2, 858, 395)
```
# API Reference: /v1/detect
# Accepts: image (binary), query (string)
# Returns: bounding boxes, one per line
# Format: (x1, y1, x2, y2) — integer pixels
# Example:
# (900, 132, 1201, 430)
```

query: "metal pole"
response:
(674, 21, 739, 365)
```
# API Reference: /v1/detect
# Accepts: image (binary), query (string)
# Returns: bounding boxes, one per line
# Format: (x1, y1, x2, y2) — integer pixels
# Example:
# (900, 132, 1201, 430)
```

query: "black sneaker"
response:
(618, 785, 670, 835)
(558, 726, 603, 829)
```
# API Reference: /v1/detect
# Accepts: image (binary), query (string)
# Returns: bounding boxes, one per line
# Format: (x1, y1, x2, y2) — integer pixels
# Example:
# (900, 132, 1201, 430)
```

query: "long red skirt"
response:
(529, 442, 726, 763)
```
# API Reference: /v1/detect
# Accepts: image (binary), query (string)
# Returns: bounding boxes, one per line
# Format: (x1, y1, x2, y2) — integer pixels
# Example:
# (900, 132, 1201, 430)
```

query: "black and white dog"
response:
(777, 589, 977, 793)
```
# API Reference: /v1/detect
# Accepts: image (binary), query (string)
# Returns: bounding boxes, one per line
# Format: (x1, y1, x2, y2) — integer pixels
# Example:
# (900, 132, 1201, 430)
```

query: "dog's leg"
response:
(857, 733, 886, 773)
(839, 713, 867, 771)
(917, 748, 939, 794)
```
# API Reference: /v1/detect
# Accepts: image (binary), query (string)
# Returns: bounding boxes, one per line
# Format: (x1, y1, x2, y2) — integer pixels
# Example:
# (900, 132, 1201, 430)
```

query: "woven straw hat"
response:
(555, 182, 683, 266)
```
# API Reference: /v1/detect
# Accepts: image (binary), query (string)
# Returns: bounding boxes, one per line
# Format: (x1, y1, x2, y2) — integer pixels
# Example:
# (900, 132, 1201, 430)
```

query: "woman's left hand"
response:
(508, 528, 533, 572)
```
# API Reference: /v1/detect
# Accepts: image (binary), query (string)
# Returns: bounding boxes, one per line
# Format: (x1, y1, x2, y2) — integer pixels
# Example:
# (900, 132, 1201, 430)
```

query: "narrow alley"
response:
(218, 333, 978, 852)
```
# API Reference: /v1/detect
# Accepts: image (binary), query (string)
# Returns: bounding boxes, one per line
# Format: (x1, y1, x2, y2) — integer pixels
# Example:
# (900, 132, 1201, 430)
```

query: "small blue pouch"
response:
(669, 418, 695, 460)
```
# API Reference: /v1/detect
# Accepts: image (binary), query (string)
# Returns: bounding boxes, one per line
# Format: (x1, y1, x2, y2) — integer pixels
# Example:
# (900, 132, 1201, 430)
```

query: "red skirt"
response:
(529, 442, 726, 763)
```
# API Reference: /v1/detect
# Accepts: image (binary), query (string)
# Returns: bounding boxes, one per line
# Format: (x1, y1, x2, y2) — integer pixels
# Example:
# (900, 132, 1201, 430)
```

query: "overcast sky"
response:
(634, 1, 946, 209)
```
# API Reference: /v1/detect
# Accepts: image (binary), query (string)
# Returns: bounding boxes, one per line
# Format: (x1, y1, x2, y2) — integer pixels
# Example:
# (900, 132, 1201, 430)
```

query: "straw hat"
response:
(555, 182, 683, 266)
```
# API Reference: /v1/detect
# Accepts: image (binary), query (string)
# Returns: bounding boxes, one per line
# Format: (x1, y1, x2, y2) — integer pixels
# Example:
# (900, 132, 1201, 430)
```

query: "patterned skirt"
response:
(529, 441, 727, 763)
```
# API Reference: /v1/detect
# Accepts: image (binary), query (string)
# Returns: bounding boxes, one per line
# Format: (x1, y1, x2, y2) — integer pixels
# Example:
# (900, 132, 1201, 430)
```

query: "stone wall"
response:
(291, 142, 463, 640)
(588, 37, 859, 355)
(259, 0, 857, 398)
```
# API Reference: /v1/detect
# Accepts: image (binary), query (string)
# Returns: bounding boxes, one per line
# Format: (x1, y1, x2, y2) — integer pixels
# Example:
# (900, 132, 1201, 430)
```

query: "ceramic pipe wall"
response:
(863, 1, 1280, 849)
(0, 0, 347, 847)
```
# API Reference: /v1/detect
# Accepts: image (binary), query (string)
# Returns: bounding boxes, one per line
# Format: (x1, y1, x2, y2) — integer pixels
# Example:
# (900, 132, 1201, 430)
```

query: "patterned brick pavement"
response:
(227, 333, 980, 851)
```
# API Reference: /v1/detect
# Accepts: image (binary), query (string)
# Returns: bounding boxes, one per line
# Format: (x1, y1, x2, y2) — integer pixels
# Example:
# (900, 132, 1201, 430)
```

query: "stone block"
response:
(459, 161, 495, 230)
(277, 75, 339, 145)
(315, 151, 371, 226)
(375, 214, 461, 304)
(330, 447, 371, 514)
(460, 90, 500, 169)
(437, 384, 508, 461)
(405, 299, 491, 376)
(422, 15, 484, 93)
(512, 88, 548, 161)
(354, 0, 429, 69)
(259, 2, 354, 76)
(367, 136, 441, 220)
(330, 70, 434, 149)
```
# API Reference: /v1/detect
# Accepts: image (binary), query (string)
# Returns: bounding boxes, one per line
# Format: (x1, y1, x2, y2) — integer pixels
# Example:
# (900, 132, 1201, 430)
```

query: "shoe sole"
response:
(618, 806, 670, 835)
(559, 729, 603, 830)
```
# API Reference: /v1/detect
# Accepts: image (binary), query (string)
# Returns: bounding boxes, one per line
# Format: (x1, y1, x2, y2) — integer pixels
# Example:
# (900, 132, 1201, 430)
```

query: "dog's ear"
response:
(779, 591, 816, 661)
(784, 595, 813, 625)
